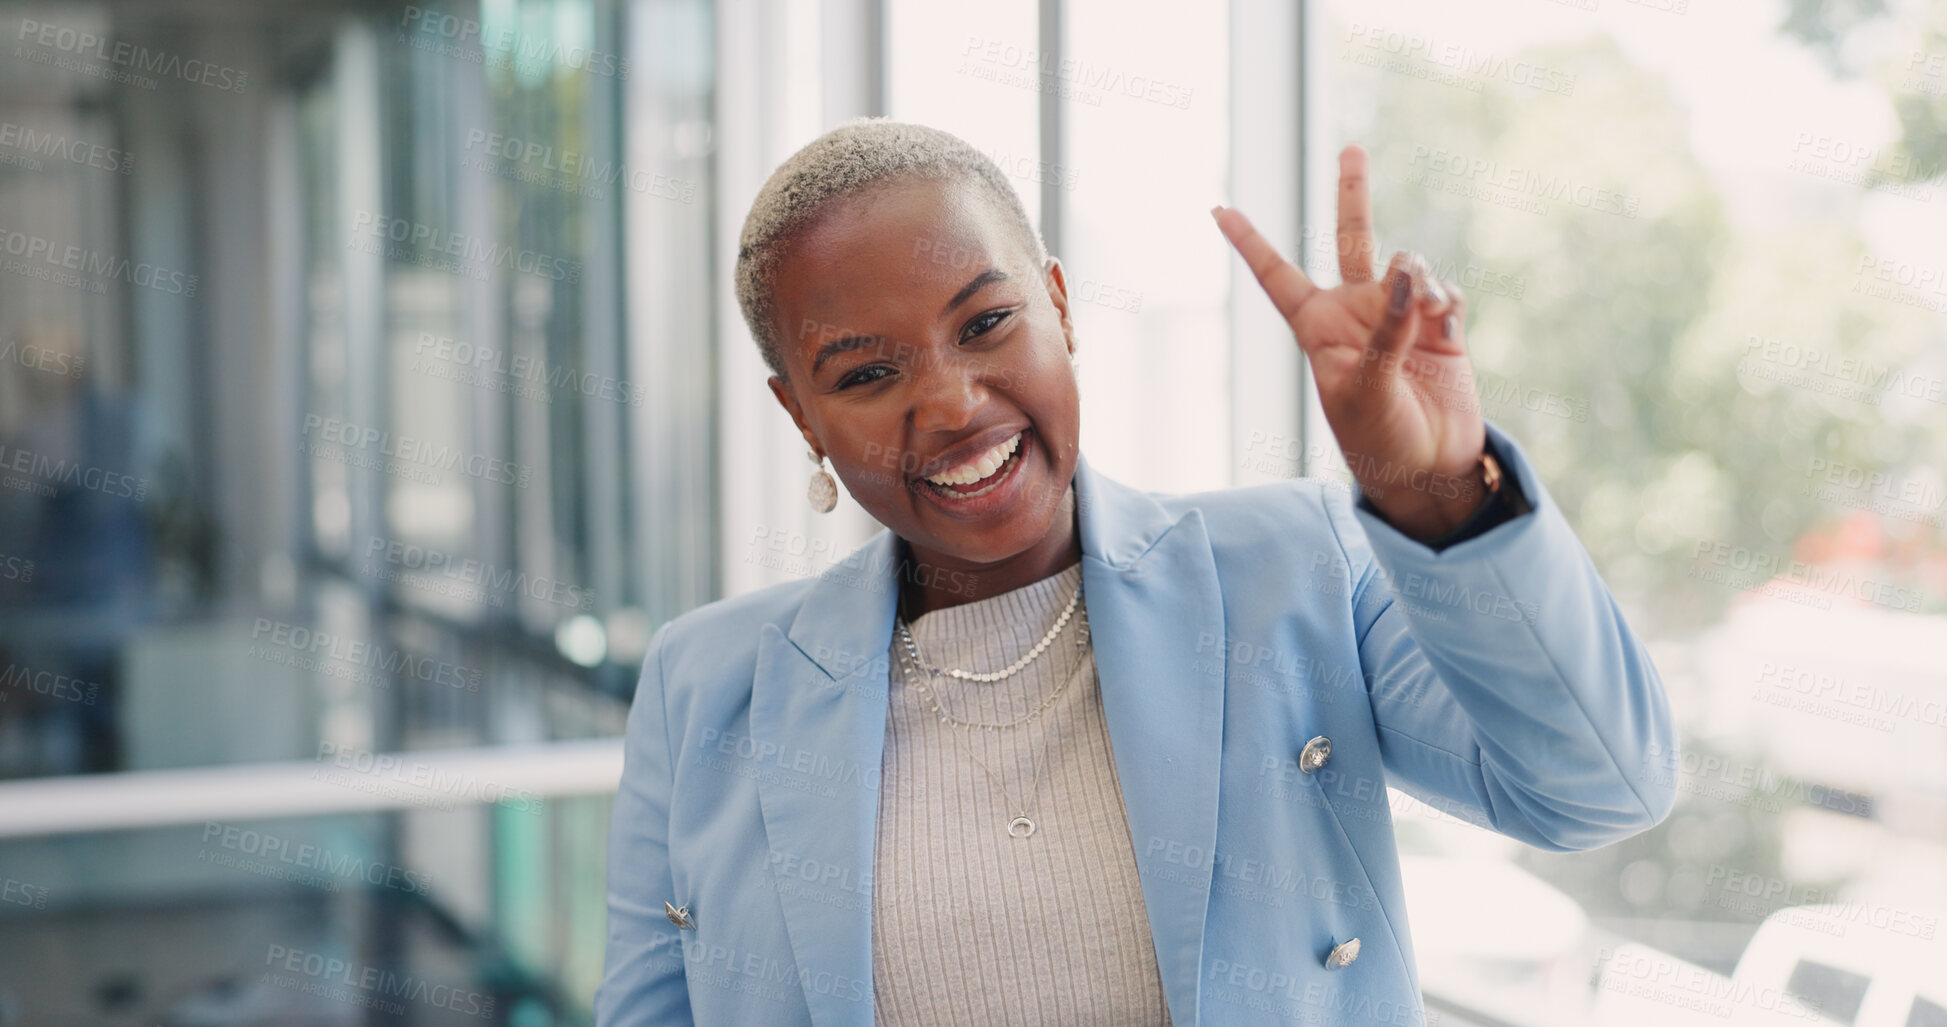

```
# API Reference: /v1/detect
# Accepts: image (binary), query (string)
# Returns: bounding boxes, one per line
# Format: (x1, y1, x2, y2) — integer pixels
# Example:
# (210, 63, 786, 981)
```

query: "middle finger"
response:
(1337, 144, 1377, 285)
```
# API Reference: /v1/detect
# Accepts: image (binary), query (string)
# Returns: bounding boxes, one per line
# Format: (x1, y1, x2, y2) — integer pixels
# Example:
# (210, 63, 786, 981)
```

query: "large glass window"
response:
(1314, 1, 1947, 1021)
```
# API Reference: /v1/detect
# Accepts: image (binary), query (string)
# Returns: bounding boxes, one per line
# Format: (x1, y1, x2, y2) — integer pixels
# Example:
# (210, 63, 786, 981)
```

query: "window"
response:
(1787, 960, 1871, 1025)
(1313, 1, 1947, 1022)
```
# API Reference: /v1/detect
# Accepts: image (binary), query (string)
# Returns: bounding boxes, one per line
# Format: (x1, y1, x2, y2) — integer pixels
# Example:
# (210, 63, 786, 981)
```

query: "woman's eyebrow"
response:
(811, 334, 881, 374)
(940, 268, 1010, 318)
(809, 268, 1013, 374)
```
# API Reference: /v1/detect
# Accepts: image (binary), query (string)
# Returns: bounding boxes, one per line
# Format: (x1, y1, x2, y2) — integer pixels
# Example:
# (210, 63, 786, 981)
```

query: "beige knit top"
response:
(871, 561, 1173, 1026)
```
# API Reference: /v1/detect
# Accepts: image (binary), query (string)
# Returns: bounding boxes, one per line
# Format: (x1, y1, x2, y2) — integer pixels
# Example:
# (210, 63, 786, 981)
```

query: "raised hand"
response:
(1212, 144, 1489, 543)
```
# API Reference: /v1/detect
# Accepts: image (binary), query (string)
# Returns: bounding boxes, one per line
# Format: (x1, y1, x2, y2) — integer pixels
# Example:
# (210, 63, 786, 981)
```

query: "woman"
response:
(596, 118, 1677, 1027)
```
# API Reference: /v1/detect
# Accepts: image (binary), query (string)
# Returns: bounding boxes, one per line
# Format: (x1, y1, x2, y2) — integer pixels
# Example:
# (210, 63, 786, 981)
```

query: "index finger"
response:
(1212, 204, 1320, 324)
(1337, 144, 1377, 285)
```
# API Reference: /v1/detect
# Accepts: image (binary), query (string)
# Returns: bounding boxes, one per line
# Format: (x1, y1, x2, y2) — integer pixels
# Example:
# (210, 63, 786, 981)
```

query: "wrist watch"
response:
(1476, 445, 1532, 517)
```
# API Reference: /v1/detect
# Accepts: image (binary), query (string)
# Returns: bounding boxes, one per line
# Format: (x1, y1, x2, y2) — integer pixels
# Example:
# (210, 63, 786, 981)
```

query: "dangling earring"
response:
(807, 449, 837, 513)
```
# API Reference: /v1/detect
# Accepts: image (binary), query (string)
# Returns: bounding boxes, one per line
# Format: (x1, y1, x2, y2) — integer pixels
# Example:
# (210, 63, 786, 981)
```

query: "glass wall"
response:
(1309, 1, 1947, 1023)
(0, 0, 708, 1021)
(1, 0, 1942, 1023)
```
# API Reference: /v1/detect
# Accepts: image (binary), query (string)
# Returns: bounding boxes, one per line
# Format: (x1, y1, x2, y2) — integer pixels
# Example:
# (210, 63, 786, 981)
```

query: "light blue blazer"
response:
(596, 421, 1678, 1027)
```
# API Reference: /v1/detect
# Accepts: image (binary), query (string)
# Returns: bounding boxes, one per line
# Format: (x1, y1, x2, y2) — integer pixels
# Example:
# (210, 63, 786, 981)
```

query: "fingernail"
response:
(1444, 313, 1459, 338)
(1210, 205, 1225, 220)
(1389, 270, 1411, 315)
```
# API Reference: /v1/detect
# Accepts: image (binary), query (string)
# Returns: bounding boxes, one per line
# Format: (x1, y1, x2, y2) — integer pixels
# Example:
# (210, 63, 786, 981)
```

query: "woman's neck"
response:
(896, 488, 1082, 620)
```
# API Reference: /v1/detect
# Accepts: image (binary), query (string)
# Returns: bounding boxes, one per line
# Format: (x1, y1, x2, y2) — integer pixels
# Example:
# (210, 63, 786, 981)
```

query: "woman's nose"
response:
(909, 355, 990, 434)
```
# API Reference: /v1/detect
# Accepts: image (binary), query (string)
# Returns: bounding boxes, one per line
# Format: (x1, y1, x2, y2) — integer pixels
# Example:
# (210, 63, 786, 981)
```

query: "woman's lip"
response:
(912, 426, 1029, 483)
(911, 428, 1035, 519)
(920, 430, 1024, 491)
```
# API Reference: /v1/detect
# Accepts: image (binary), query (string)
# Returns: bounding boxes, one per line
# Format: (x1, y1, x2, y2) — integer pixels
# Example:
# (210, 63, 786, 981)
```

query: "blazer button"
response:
(1326, 938, 1361, 969)
(664, 901, 695, 929)
(1299, 735, 1332, 774)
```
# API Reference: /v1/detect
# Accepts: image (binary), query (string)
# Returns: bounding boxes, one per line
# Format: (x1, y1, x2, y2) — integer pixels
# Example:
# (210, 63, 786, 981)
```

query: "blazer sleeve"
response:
(1323, 420, 1680, 852)
(595, 621, 696, 1026)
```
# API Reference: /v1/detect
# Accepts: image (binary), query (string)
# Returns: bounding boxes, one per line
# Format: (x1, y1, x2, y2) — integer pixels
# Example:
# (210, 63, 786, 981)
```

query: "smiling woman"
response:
(738, 121, 1085, 616)
(596, 117, 1679, 1027)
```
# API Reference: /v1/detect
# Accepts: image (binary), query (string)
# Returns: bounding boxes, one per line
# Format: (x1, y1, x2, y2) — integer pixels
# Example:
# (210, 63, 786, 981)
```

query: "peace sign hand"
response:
(1212, 144, 1489, 543)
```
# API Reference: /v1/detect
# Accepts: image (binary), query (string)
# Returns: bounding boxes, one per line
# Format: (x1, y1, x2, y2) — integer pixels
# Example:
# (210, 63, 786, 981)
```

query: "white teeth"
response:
(926, 432, 1021, 486)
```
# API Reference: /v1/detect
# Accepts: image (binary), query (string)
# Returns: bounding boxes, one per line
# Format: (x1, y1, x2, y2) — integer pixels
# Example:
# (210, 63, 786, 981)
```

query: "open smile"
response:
(911, 428, 1034, 515)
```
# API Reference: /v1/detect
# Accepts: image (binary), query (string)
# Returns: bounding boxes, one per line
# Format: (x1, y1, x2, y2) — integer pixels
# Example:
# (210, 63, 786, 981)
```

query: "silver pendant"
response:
(1008, 815, 1036, 839)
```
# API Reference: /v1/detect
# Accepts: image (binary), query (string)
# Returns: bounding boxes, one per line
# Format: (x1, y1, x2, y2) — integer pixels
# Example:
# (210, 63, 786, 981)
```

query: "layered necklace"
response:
(893, 576, 1090, 839)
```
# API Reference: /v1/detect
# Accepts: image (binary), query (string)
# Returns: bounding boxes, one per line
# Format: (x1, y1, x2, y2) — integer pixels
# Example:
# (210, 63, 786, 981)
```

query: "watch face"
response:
(1480, 451, 1503, 493)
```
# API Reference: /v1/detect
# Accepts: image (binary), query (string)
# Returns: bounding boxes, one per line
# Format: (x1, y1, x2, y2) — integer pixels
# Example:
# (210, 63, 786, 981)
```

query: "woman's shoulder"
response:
(1148, 473, 1371, 565)
(648, 575, 822, 672)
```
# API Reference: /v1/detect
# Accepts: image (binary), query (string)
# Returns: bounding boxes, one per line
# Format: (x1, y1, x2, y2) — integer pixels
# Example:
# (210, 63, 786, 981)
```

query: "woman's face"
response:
(767, 174, 1081, 567)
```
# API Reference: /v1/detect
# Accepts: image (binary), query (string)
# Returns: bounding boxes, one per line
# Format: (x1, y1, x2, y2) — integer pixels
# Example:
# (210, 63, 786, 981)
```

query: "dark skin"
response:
(767, 175, 1083, 619)
(769, 148, 1489, 619)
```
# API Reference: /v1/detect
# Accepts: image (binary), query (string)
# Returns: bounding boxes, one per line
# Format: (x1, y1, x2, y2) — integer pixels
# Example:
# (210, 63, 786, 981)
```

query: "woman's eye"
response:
(836, 364, 894, 390)
(961, 309, 1011, 342)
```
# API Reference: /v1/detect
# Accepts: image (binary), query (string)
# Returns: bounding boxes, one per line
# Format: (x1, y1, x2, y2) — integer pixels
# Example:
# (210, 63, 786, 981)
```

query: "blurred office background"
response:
(0, 0, 1944, 1023)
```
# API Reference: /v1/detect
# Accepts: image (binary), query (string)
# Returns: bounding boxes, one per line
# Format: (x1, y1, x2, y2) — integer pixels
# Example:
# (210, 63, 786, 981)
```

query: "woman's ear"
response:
(1042, 256, 1076, 358)
(767, 374, 823, 458)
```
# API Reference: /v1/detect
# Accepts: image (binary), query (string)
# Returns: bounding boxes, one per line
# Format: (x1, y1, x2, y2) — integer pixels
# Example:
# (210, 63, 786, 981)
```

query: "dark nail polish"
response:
(1389, 271, 1411, 315)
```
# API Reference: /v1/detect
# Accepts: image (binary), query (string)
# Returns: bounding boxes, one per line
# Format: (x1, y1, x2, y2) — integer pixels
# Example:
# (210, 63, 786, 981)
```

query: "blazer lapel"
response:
(750, 529, 899, 1027)
(747, 455, 1226, 1027)
(1073, 454, 1228, 1027)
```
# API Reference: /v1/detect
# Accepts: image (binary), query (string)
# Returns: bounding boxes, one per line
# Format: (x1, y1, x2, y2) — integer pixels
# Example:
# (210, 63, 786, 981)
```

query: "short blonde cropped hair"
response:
(734, 117, 1049, 379)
